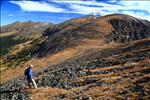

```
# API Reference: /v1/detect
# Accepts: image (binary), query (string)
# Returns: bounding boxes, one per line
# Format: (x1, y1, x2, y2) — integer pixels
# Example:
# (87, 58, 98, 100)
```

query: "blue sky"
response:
(1, 0, 150, 26)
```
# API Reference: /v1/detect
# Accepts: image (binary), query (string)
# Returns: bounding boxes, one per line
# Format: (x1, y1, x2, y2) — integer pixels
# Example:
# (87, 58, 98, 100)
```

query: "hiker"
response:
(24, 65, 37, 88)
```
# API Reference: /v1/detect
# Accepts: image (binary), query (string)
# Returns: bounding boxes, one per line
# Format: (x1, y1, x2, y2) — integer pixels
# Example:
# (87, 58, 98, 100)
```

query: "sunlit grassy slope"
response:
(0, 33, 45, 72)
(0, 21, 51, 71)
(0, 32, 26, 56)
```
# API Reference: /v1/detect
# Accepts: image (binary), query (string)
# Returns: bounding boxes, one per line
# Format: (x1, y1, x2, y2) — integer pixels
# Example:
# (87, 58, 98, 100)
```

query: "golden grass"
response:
(0, 31, 17, 37)
(23, 87, 71, 100)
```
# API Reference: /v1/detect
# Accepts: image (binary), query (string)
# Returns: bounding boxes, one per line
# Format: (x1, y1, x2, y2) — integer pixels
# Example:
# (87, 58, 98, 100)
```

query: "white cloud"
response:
(67, 4, 111, 15)
(60, 1, 150, 21)
(51, 0, 150, 20)
(67, 1, 150, 21)
(10, 1, 65, 12)
(10, 0, 150, 21)
(120, 10, 150, 21)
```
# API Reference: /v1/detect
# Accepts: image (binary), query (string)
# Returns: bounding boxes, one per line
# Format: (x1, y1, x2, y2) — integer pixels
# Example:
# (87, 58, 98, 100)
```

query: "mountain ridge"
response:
(36, 14, 150, 57)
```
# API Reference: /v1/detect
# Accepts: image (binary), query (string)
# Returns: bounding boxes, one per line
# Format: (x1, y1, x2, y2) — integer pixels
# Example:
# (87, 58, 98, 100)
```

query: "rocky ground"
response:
(1, 38, 150, 100)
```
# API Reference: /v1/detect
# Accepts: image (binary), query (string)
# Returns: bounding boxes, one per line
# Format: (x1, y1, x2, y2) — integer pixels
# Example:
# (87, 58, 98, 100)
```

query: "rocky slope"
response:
(0, 14, 150, 100)
(1, 38, 150, 100)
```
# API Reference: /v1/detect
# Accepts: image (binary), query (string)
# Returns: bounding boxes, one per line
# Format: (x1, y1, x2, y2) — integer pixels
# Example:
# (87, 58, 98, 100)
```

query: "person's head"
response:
(29, 64, 33, 68)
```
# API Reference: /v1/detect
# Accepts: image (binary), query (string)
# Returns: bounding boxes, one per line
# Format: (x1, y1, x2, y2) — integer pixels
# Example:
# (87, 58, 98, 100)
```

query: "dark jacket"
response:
(24, 67, 32, 81)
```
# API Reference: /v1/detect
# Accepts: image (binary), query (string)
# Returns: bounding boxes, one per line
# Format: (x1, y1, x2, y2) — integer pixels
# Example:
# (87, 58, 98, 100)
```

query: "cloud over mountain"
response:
(10, 0, 150, 21)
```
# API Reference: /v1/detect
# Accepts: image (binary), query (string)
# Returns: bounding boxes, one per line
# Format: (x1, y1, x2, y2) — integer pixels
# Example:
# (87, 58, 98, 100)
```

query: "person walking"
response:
(24, 65, 37, 88)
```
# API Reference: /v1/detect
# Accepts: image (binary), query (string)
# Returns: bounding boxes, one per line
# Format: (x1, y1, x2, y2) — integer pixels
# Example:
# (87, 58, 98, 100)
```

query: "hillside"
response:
(1, 38, 149, 99)
(36, 14, 150, 56)
(0, 14, 150, 100)
(0, 21, 53, 69)
(1, 21, 53, 38)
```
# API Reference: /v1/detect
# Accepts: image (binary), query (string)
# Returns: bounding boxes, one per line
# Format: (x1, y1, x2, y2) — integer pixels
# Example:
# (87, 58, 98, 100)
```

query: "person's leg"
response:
(31, 78, 37, 88)
(28, 80, 31, 88)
